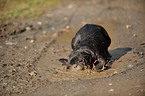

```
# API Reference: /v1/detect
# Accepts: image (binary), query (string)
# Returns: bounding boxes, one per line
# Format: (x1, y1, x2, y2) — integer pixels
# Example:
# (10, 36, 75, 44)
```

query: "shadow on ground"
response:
(109, 47, 132, 60)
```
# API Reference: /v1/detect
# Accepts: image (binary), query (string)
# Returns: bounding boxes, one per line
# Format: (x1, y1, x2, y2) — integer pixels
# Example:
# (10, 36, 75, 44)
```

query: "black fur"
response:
(59, 24, 111, 71)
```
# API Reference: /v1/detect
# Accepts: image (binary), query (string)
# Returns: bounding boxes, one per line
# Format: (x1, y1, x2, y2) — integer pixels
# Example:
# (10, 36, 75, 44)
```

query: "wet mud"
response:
(0, 0, 145, 96)
(37, 26, 144, 82)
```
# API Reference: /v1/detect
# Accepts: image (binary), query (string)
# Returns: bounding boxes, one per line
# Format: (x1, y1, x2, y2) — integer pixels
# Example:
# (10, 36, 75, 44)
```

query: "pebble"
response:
(126, 25, 131, 29)
(128, 64, 133, 68)
(24, 46, 27, 49)
(133, 34, 137, 37)
(72, 80, 75, 82)
(140, 52, 144, 55)
(30, 40, 34, 43)
(26, 27, 31, 31)
(109, 83, 112, 86)
(114, 71, 118, 74)
(37, 21, 42, 25)
(12, 69, 16, 72)
(109, 89, 114, 92)
(29, 71, 37, 76)
(68, 4, 77, 8)
(65, 26, 71, 30)
(57, 50, 61, 53)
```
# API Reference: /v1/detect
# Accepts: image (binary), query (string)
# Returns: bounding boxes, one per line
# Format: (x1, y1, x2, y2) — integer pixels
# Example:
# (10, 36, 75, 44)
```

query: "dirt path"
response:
(0, 0, 145, 96)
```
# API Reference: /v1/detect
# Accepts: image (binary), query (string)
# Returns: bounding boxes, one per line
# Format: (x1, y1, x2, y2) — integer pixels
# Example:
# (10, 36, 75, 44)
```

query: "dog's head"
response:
(59, 49, 111, 71)
(59, 50, 93, 69)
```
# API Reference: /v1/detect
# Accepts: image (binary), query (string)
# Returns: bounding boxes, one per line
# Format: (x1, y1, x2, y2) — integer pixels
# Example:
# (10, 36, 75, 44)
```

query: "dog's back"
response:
(59, 24, 111, 71)
(71, 24, 111, 59)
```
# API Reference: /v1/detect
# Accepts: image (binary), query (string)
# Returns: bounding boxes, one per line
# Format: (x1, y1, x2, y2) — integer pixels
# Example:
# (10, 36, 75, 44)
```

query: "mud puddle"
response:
(37, 23, 144, 81)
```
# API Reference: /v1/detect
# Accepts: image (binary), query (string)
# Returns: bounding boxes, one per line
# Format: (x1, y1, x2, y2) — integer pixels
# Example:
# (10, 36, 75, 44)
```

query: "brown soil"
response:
(0, 0, 145, 96)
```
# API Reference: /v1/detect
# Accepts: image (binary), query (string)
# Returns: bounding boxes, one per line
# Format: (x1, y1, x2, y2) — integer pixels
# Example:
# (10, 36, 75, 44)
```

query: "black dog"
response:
(59, 24, 111, 71)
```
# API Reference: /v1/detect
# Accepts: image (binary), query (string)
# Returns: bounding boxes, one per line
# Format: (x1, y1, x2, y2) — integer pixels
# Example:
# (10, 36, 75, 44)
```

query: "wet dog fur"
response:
(59, 24, 112, 71)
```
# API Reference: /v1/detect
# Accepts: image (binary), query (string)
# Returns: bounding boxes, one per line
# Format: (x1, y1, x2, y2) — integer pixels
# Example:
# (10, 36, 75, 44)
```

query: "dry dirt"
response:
(0, 0, 145, 96)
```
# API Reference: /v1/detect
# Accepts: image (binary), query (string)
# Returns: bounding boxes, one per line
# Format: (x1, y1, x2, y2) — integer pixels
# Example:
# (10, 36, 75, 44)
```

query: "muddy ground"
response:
(0, 0, 145, 96)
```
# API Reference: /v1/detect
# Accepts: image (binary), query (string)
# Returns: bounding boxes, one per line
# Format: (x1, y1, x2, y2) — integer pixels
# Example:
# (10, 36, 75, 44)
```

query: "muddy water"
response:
(37, 22, 144, 82)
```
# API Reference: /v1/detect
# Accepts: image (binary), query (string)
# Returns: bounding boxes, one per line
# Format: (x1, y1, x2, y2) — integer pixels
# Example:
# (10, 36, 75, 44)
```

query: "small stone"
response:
(12, 69, 16, 72)
(24, 46, 27, 49)
(37, 21, 42, 25)
(72, 80, 75, 82)
(133, 34, 137, 37)
(114, 71, 118, 74)
(30, 40, 34, 43)
(29, 71, 37, 76)
(68, 4, 77, 8)
(57, 50, 61, 53)
(109, 89, 114, 92)
(128, 64, 133, 68)
(109, 83, 112, 86)
(65, 26, 71, 30)
(26, 27, 31, 31)
(140, 52, 144, 55)
(126, 25, 131, 29)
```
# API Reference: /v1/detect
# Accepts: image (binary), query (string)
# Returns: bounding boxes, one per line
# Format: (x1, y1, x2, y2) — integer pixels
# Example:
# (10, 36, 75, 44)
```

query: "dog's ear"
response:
(59, 58, 68, 64)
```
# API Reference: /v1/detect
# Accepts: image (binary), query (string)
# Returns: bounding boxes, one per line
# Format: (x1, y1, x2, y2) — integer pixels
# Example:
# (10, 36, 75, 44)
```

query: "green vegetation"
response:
(0, 0, 60, 20)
